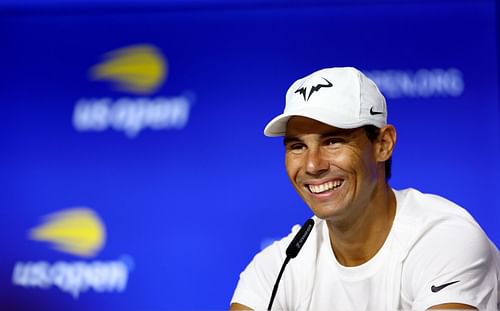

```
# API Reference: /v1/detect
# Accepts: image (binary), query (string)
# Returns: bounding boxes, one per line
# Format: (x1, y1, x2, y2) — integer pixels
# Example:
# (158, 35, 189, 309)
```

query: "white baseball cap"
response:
(264, 67, 387, 137)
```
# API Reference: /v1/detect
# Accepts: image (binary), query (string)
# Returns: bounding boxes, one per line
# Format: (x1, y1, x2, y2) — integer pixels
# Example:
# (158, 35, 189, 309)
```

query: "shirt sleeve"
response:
(231, 228, 298, 310)
(402, 219, 499, 311)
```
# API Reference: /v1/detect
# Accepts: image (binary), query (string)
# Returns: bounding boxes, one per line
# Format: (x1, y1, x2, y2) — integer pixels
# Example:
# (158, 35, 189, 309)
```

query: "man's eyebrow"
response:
(321, 128, 361, 138)
(283, 136, 301, 146)
(320, 130, 345, 138)
(283, 129, 360, 145)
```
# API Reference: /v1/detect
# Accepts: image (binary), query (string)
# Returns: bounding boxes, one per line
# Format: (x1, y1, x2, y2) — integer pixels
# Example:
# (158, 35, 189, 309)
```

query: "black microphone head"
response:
(285, 218, 315, 258)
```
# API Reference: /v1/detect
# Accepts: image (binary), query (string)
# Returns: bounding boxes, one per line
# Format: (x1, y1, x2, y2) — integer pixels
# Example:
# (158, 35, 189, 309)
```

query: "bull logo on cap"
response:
(294, 77, 333, 101)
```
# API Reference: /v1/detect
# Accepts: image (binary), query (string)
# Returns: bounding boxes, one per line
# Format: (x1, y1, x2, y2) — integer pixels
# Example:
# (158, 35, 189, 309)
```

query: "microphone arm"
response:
(267, 218, 315, 311)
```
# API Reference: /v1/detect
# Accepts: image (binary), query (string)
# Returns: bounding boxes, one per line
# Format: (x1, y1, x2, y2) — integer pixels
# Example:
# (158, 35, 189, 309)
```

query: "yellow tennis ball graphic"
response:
(29, 207, 106, 258)
(91, 44, 167, 94)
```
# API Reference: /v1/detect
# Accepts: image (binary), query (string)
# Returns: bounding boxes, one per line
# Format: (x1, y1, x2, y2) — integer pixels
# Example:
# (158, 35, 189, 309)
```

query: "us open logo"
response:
(12, 207, 132, 298)
(73, 44, 194, 138)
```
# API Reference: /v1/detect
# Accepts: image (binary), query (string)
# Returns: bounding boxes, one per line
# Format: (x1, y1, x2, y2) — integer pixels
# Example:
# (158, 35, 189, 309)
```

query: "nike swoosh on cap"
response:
(431, 280, 460, 293)
(369, 107, 384, 115)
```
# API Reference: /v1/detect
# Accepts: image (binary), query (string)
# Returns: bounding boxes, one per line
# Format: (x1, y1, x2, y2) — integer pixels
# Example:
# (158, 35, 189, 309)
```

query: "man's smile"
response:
(306, 179, 344, 194)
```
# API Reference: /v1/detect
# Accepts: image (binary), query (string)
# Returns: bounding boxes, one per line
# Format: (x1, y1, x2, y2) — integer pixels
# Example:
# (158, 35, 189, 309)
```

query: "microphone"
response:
(267, 218, 315, 311)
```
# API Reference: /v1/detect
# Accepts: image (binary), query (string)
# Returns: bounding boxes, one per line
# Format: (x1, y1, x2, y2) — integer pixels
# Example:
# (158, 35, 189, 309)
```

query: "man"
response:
(230, 67, 500, 310)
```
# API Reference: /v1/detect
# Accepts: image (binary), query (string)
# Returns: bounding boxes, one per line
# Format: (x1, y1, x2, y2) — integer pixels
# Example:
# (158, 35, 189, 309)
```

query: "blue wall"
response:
(0, 0, 498, 310)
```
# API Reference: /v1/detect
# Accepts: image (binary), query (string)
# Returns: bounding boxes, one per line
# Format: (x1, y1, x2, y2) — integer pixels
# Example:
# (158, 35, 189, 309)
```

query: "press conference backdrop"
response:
(0, 0, 499, 310)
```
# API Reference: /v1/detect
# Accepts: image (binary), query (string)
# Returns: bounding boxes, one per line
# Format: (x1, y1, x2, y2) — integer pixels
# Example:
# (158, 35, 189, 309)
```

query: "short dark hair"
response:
(363, 125, 392, 180)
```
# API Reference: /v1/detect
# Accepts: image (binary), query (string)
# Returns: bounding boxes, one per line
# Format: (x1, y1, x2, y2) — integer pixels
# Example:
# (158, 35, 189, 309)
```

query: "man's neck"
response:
(326, 184, 397, 267)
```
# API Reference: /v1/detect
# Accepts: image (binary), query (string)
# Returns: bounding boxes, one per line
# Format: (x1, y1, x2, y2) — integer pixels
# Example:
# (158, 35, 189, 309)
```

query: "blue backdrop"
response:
(0, 0, 499, 310)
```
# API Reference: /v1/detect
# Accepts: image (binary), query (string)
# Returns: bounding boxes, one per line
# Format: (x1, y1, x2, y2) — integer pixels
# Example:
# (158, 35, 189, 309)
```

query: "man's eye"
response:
(287, 143, 305, 153)
(326, 138, 345, 146)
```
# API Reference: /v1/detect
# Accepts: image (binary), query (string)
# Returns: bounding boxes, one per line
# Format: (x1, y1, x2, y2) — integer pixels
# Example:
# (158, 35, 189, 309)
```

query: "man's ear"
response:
(375, 125, 396, 162)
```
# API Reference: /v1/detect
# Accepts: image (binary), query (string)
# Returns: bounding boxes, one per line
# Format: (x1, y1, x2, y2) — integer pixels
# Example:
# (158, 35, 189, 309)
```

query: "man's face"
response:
(284, 116, 381, 222)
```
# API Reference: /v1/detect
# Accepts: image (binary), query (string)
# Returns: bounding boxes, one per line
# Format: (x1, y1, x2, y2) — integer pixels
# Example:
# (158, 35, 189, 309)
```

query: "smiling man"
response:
(230, 67, 500, 310)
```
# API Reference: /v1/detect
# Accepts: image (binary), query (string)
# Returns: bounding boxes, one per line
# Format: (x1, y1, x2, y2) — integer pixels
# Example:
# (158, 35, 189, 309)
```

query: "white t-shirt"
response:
(231, 188, 500, 310)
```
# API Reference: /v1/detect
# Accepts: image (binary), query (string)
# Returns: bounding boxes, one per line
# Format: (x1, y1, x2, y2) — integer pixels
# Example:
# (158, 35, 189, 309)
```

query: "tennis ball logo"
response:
(90, 44, 167, 95)
(29, 207, 106, 258)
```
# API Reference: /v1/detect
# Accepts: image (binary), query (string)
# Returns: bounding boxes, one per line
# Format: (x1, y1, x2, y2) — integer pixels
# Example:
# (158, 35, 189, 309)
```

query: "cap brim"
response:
(263, 106, 373, 137)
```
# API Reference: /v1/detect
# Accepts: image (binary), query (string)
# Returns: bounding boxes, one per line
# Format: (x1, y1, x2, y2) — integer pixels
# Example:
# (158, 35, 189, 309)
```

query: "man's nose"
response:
(305, 147, 329, 176)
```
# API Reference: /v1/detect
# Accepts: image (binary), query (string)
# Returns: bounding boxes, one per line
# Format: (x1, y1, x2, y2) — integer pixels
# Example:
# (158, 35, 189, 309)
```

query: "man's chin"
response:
(308, 202, 347, 220)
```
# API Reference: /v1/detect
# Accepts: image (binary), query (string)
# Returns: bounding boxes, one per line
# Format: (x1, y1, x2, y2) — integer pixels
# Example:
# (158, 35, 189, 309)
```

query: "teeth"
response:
(308, 180, 343, 193)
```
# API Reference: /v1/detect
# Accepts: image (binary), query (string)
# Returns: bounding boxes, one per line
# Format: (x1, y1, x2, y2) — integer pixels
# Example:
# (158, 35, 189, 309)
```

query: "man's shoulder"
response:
(394, 188, 477, 225)
(391, 188, 494, 259)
